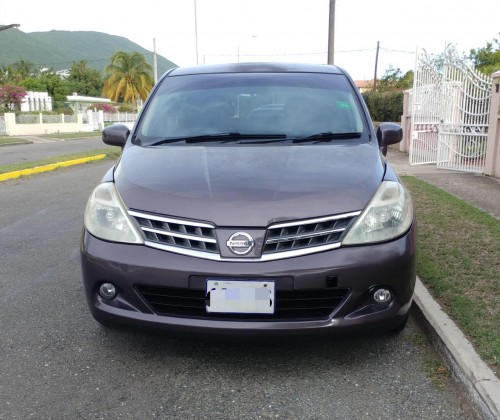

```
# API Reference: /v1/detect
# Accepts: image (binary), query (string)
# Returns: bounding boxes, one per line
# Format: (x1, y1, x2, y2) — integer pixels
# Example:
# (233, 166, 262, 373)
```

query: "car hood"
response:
(114, 143, 385, 227)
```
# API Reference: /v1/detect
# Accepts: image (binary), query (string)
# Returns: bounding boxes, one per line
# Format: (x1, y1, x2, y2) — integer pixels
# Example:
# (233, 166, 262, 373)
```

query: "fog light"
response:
(373, 288, 392, 305)
(99, 283, 117, 300)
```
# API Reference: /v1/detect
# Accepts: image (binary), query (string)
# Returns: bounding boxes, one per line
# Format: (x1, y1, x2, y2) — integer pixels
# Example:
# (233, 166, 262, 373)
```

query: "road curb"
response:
(0, 154, 107, 182)
(412, 278, 500, 419)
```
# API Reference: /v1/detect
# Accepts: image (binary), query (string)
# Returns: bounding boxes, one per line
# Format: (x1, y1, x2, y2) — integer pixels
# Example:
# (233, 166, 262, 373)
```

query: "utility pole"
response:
(153, 38, 158, 84)
(327, 0, 336, 65)
(373, 41, 380, 91)
(194, 0, 199, 65)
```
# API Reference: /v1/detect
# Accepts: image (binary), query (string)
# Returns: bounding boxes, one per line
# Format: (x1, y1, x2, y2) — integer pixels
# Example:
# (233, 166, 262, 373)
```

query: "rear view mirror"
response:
(102, 124, 130, 148)
(376, 122, 403, 156)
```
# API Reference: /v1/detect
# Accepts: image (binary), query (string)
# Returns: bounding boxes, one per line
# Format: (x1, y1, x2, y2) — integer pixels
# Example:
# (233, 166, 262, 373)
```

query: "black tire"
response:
(388, 312, 409, 335)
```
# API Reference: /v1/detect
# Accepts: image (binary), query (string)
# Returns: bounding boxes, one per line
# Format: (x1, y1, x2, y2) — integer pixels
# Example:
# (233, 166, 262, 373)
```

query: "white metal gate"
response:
(410, 46, 493, 173)
(410, 52, 442, 165)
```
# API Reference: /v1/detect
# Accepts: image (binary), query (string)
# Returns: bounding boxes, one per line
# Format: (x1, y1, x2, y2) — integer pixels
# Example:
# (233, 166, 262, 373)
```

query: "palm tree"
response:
(103, 52, 153, 104)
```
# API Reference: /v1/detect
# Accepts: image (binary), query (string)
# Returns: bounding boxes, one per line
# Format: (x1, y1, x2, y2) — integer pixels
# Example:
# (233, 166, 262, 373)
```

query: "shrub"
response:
(88, 103, 117, 113)
(361, 90, 404, 122)
(0, 84, 27, 110)
(117, 103, 135, 112)
(53, 107, 74, 115)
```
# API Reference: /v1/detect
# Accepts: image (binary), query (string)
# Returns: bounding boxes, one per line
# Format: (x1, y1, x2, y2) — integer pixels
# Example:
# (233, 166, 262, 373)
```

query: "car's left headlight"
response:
(84, 182, 144, 244)
(342, 181, 413, 245)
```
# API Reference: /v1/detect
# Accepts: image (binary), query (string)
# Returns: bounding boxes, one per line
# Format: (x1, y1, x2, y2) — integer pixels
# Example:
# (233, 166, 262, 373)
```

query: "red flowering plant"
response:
(88, 103, 117, 113)
(0, 84, 27, 111)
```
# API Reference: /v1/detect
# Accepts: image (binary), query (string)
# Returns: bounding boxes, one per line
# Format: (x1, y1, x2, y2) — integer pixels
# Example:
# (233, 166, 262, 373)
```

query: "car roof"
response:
(167, 62, 345, 76)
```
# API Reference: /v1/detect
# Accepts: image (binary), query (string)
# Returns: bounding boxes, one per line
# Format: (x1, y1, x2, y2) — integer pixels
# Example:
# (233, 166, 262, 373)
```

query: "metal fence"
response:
(103, 112, 138, 123)
(64, 114, 77, 123)
(16, 114, 40, 124)
(42, 114, 62, 124)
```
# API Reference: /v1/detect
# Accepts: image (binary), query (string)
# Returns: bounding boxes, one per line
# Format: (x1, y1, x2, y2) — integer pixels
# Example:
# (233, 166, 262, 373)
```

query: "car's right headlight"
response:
(84, 182, 143, 244)
(342, 180, 413, 245)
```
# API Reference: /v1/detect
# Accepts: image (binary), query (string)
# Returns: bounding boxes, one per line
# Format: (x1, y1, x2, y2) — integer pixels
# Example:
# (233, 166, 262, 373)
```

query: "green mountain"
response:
(0, 29, 176, 76)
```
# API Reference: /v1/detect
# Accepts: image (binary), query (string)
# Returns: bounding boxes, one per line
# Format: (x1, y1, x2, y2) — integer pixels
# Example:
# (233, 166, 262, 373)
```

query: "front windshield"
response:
(136, 72, 366, 144)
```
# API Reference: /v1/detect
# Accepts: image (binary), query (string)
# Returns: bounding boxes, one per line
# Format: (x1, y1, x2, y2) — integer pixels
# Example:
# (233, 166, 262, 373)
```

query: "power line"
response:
(380, 47, 415, 54)
(204, 48, 375, 59)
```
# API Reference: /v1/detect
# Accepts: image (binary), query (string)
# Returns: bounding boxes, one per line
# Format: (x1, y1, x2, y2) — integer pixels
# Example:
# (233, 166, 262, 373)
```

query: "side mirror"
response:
(376, 122, 403, 156)
(102, 124, 130, 148)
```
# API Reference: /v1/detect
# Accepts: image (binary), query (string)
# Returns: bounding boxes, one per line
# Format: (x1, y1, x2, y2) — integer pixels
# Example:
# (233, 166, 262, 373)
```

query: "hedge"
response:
(361, 90, 403, 123)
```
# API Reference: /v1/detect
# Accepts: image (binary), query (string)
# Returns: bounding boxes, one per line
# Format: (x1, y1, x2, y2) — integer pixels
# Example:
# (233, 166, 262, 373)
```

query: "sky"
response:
(0, 0, 498, 80)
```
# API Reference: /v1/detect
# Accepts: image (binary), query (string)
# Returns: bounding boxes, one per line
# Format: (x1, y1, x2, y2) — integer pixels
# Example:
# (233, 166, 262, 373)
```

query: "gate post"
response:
(400, 89, 412, 152)
(485, 71, 500, 178)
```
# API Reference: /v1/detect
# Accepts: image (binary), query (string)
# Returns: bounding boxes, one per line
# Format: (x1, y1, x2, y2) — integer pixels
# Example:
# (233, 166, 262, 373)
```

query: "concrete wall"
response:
(4, 113, 84, 136)
(485, 71, 500, 178)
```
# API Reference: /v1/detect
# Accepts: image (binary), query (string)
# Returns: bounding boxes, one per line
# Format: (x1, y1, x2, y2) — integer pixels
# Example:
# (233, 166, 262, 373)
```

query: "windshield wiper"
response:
(291, 132, 362, 144)
(149, 132, 287, 146)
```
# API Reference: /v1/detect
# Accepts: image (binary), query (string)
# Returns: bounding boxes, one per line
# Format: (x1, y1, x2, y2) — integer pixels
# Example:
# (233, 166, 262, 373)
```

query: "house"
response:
(354, 80, 374, 93)
(20, 91, 52, 112)
(66, 92, 113, 113)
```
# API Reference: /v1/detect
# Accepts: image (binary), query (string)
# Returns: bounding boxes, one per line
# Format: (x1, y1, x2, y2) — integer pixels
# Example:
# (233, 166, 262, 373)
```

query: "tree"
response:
(67, 60, 103, 97)
(0, 84, 27, 110)
(469, 35, 500, 75)
(103, 51, 153, 103)
(40, 72, 70, 110)
(0, 65, 14, 84)
(377, 66, 413, 92)
(20, 71, 70, 110)
(20, 76, 46, 92)
(9, 59, 37, 82)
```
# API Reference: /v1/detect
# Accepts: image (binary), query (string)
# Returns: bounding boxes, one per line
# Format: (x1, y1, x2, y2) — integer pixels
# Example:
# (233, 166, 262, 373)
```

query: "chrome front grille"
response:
(129, 210, 219, 254)
(263, 212, 359, 255)
(129, 210, 359, 261)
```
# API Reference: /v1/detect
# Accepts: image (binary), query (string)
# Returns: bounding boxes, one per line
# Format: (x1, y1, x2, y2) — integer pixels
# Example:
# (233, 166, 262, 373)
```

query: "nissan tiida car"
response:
(81, 63, 416, 335)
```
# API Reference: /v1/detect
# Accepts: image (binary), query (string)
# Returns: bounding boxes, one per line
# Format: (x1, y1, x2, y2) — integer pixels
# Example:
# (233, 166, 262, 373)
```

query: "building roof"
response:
(66, 93, 112, 103)
(354, 80, 373, 89)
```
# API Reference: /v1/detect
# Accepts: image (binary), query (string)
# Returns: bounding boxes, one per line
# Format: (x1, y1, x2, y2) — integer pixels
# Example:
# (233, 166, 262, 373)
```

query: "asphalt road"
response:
(0, 161, 478, 419)
(0, 137, 113, 166)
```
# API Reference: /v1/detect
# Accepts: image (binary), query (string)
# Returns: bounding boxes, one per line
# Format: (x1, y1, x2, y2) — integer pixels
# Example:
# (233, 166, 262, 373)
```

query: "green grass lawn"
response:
(0, 148, 121, 175)
(0, 136, 32, 145)
(402, 176, 500, 372)
(40, 131, 102, 139)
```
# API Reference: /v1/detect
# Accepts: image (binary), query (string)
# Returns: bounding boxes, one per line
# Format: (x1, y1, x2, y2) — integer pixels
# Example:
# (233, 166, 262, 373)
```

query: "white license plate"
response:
(206, 279, 275, 314)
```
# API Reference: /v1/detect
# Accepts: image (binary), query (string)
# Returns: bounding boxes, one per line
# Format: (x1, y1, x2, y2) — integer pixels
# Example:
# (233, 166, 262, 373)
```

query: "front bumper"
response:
(80, 223, 416, 336)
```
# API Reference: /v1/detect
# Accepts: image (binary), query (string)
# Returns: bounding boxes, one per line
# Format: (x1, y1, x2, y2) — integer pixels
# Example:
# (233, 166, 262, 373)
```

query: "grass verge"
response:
(0, 137, 32, 145)
(0, 148, 121, 175)
(402, 175, 500, 372)
(41, 131, 102, 139)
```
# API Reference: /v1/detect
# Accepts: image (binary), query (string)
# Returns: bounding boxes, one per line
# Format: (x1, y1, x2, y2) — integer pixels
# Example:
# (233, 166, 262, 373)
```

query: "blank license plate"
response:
(206, 279, 275, 314)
